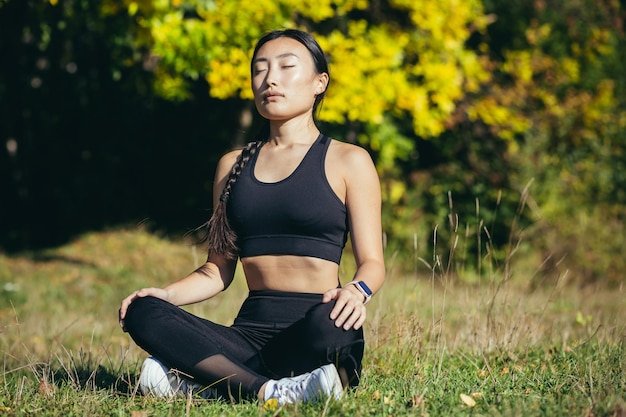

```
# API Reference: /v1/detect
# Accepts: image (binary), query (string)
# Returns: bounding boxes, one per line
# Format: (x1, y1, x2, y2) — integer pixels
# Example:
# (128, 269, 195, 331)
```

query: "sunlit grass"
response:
(1, 226, 624, 416)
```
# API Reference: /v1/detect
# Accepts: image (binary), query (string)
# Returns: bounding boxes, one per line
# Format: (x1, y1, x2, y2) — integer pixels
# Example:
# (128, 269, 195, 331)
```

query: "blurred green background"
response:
(1, 0, 624, 286)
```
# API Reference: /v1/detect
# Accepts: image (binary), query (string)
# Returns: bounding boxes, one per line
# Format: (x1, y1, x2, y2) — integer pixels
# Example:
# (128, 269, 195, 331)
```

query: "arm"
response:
(323, 145, 386, 329)
(119, 150, 241, 327)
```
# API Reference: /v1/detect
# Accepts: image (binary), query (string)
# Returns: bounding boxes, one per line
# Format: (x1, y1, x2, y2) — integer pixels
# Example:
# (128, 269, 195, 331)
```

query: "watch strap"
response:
(347, 281, 372, 304)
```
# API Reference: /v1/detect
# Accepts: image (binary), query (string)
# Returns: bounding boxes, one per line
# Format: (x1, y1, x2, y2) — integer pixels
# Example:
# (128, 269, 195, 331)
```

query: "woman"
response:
(118, 28, 385, 407)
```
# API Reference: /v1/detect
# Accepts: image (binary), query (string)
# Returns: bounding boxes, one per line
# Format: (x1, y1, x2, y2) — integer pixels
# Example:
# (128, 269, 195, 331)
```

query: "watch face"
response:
(359, 281, 372, 296)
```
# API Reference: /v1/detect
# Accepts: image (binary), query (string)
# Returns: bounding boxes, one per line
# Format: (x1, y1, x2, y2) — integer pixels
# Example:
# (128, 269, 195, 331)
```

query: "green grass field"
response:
(1, 228, 624, 416)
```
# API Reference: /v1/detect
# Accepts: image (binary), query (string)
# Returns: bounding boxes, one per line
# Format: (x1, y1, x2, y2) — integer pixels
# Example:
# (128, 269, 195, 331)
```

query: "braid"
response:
(206, 140, 264, 259)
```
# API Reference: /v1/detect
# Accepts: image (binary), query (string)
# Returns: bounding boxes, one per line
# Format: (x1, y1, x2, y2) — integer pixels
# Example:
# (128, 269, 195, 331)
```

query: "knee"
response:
(123, 296, 162, 336)
(305, 302, 364, 350)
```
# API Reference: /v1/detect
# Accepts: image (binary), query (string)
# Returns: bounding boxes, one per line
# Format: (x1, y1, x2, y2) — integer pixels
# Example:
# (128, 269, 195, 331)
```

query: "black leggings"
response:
(123, 290, 364, 401)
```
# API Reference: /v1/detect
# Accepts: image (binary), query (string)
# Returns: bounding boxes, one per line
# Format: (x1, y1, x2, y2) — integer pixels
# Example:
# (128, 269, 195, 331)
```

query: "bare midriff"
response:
(241, 255, 340, 294)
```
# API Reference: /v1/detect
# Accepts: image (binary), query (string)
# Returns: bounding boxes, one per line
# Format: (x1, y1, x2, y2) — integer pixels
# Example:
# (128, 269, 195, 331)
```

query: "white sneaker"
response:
(138, 357, 214, 399)
(263, 364, 343, 407)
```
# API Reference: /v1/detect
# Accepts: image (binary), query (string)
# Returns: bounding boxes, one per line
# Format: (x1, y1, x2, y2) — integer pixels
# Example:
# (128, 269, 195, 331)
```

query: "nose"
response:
(266, 76, 277, 87)
(265, 66, 278, 87)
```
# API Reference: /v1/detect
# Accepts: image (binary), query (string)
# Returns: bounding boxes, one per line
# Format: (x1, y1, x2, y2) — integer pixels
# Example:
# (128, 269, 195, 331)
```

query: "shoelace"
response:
(276, 377, 308, 403)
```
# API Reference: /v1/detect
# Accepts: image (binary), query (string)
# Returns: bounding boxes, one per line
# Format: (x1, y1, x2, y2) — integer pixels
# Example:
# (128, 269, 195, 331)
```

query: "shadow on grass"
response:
(29, 253, 99, 268)
(43, 362, 135, 396)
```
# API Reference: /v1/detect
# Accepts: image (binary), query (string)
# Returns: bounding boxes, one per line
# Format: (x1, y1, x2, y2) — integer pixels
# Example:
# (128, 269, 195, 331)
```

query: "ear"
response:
(315, 72, 329, 95)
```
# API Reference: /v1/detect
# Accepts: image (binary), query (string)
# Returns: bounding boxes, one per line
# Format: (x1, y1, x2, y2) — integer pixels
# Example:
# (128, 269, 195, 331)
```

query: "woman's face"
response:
(251, 37, 328, 122)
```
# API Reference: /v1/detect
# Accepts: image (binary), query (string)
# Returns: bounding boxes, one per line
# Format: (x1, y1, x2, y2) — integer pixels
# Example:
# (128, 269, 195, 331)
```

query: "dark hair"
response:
(206, 29, 330, 259)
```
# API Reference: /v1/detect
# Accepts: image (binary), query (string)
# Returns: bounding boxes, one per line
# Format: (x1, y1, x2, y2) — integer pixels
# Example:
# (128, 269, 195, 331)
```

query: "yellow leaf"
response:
(460, 393, 476, 407)
(263, 398, 278, 411)
(128, 2, 138, 16)
(389, 181, 406, 204)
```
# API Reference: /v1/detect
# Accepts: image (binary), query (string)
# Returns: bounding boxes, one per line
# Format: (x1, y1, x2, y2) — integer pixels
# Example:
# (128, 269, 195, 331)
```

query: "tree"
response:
(2, 0, 624, 287)
(484, 0, 626, 285)
(0, 0, 240, 250)
(121, 0, 518, 269)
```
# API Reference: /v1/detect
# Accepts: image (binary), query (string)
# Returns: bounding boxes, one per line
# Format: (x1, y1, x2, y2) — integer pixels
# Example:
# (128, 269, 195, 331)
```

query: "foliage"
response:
(117, 0, 512, 146)
(383, 0, 626, 283)
(123, 0, 626, 284)
(482, 0, 626, 285)
(0, 0, 241, 250)
(1, 0, 625, 287)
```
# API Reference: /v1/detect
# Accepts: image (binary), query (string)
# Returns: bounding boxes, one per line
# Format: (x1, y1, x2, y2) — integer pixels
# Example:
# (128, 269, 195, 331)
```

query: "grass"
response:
(0, 227, 624, 416)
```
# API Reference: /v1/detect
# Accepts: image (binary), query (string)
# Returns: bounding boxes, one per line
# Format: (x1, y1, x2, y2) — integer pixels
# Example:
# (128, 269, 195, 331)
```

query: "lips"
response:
(263, 90, 284, 100)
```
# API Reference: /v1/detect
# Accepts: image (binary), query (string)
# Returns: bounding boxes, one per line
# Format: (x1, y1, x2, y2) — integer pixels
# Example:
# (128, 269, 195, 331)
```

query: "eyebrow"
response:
(252, 52, 299, 64)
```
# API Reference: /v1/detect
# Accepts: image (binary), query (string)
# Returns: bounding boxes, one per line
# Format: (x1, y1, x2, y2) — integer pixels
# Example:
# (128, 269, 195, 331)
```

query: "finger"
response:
(118, 305, 127, 331)
(341, 305, 366, 330)
(119, 293, 140, 331)
(334, 301, 359, 328)
(118, 291, 139, 320)
(118, 301, 129, 320)
(330, 288, 361, 320)
(322, 288, 339, 303)
(329, 296, 348, 320)
(350, 309, 367, 331)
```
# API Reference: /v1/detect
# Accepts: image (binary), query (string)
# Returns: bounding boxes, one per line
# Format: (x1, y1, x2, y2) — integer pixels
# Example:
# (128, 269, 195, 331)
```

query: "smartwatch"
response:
(347, 281, 372, 305)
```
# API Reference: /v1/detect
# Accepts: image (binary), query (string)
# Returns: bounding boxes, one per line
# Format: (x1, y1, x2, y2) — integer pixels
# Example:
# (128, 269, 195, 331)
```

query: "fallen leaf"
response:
(460, 393, 476, 407)
(131, 412, 148, 417)
(409, 393, 425, 408)
(371, 390, 381, 400)
(263, 398, 278, 411)
(37, 380, 55, 396)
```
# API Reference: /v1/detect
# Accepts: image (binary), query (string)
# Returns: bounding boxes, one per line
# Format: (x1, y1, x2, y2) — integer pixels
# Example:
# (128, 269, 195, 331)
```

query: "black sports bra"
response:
(227, 134, 348, 264)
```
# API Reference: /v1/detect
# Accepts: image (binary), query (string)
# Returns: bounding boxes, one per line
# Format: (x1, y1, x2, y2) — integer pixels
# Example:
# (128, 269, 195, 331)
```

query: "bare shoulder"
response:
(327, 139, 381, 214)
(215, 149, 242, 178)
(328, 139, 373, 164)
(212, 149, 244, 204)
(328, 139, 376, 173)
(218, 149, 242, 168)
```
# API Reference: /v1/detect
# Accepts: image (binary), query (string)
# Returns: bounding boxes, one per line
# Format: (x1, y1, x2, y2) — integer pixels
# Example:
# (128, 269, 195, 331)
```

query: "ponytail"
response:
(205, 140, 264, 260)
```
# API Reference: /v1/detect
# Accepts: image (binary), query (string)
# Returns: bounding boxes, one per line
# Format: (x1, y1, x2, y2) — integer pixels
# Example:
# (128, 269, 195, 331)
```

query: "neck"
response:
(267, 115, 319, 146)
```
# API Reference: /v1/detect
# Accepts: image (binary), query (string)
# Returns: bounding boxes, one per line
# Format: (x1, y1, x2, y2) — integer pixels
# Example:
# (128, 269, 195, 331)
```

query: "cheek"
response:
(287, 73, 318, 97)
(287, 71, 308, 85)
(251, 80, 264, 98)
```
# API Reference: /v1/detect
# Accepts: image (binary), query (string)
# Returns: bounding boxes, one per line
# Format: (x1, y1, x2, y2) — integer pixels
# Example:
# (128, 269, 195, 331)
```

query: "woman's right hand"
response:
(118, 287, 169, 331)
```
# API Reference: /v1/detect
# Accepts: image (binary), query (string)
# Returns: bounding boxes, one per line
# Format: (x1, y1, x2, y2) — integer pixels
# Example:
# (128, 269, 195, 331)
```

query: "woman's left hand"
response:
(322, 287, 367, 330)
